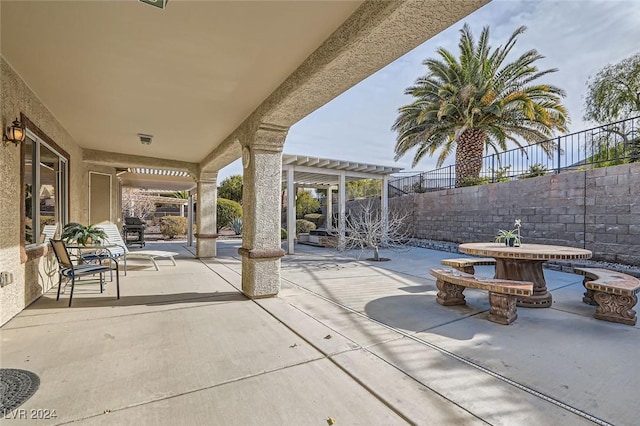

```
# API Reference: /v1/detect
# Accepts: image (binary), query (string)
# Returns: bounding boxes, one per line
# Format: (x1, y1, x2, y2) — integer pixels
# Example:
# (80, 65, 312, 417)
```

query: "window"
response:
(23, 128, 68, 246)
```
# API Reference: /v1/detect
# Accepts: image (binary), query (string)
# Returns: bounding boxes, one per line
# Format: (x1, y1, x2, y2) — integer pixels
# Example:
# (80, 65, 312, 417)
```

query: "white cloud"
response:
(219, 0, 640, 181)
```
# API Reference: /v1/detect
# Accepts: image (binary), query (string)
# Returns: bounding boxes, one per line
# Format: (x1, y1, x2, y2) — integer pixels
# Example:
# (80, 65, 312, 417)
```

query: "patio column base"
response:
(239, 248, 285, 298)
(196, 233, 219, 259)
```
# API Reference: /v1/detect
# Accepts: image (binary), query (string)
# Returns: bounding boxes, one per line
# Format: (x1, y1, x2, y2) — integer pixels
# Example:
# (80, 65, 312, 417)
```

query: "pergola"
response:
(281, 154, 402, 254)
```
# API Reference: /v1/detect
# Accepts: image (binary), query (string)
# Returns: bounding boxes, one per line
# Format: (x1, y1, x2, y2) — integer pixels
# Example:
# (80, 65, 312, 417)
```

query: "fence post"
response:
(449, 165, 453, 188)
(556, 136, 561, 173)
(491, 155, 495, 183)
(586, 132, 590, 165)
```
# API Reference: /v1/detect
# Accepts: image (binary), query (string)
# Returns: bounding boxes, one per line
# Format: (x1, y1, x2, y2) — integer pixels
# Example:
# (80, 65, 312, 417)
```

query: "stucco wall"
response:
(1, 58, 114, 325)
(394, 163, 640, 266)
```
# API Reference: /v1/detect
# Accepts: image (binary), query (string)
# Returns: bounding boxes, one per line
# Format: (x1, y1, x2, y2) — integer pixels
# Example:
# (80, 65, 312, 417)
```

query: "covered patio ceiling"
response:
(282, 154, 402, 187)
(0, 1, 363, 163)
(1, 0, 487, 172)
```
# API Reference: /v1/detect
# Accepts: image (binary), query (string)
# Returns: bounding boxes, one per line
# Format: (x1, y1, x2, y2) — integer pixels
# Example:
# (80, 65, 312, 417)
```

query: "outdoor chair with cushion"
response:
(50, 239, 120, 307)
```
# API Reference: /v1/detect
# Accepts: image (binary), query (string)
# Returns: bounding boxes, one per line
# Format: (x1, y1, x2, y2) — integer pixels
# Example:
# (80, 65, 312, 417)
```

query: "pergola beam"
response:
(283, 165, 399, 180)
(84, 149, 199, 178)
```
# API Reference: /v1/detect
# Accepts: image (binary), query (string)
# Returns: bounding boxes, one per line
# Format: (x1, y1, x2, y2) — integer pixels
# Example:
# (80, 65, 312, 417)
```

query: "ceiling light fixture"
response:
(138, 134, 153, 145)
(138, 0, 168, 10)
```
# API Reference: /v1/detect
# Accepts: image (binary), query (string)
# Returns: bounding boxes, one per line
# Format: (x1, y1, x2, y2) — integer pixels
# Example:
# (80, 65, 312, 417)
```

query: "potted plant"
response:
(495, 219, 522, 247)
(61, 223, 107, 245)
(495, 229, 520, 247)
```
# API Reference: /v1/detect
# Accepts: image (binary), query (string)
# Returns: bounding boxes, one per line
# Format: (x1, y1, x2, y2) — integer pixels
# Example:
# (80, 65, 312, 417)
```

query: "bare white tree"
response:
(342, 199, 412, 261)
(121, 188, 157, 220)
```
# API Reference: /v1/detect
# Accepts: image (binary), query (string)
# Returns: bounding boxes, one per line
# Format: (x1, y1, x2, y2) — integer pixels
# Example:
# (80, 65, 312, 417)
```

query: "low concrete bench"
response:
(573, 267, 640, 326)
(441, 258, 496, 274)
(429, 268, 533, 325)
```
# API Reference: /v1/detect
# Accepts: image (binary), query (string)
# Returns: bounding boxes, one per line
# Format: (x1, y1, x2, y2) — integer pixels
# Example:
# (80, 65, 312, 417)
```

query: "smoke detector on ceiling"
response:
(138, 134, 153, 145)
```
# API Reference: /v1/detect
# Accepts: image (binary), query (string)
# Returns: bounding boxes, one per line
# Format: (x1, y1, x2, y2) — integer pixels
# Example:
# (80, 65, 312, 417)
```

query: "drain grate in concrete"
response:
(1, 369, 40, 416)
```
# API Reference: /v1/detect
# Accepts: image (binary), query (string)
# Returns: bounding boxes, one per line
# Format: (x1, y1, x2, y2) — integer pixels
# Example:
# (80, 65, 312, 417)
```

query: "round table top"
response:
(459, 242, 592, 261)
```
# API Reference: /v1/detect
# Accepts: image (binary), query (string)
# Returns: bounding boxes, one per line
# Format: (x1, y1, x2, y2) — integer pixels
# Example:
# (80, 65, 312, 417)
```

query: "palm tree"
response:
(169, 191, 188, 199)
(393, 24, 569, 187)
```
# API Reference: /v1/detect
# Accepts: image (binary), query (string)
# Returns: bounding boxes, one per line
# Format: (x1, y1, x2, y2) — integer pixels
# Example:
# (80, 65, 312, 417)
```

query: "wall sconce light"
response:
(3, 117, 26, 147)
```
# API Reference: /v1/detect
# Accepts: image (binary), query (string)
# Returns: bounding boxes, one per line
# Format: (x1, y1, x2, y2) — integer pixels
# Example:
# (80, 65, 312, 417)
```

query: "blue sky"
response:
(219, 0, 640, 182)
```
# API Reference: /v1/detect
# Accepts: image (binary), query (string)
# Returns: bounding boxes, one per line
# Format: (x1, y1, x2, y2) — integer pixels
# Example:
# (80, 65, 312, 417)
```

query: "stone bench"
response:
(441, 258, 496, 274)
(429, 268, 533, 325)
(573, 267, 640, 326)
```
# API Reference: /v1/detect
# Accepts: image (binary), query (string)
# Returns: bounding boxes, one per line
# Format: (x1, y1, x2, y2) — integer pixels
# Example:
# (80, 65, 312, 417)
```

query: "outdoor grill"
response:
(123, 217, 146, 247)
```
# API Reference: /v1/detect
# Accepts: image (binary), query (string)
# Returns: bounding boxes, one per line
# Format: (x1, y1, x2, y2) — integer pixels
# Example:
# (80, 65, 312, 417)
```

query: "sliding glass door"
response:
(24, 131, 68, 245)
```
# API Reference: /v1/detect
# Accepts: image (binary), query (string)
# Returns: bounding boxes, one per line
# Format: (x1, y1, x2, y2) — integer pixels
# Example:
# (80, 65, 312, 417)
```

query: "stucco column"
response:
(286, 167, 295, 254)
(326, 186, 333, 231)
(239, 123, 288, 298)
(196, 172, 218, 258)
(187, 192, 194, 247)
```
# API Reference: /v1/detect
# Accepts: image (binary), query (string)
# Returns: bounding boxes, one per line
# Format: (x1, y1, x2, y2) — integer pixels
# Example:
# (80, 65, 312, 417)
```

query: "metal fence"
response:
(389, 116, 640, 195)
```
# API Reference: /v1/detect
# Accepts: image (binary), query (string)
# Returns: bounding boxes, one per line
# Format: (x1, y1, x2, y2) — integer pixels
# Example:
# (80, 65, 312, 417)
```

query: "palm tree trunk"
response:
(455, 129, 487, 187)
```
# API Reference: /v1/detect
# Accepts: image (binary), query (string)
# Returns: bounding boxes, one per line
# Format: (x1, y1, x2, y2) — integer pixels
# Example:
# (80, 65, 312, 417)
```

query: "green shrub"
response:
(493, 166, 511, 183)
(280, 228, 288, 239)
(296, 219, 316, 236)
(519, 163, 548, 179)
(296, 191, 320, 218)
(459, 176, 490, 187)
(303, 213, 324, 227)
(412, 181, 427, 193)
(217, 198, 242, 231)
(160, 216, 186, 239)
(218, 175, 243, 203)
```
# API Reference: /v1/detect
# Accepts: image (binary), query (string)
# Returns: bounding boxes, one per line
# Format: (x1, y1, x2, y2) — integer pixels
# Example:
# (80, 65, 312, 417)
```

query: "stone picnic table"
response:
(458, 243, 592, 308)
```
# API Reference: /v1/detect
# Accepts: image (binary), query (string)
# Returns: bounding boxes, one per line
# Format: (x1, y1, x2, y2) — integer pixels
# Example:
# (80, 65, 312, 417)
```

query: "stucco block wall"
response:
(397, 163, 640, 266)
(1, 58, 105, 325)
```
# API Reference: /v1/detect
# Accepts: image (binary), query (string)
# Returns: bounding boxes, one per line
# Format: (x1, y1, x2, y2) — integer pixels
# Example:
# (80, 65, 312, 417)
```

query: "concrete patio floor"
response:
(2, 240, 637, 425)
